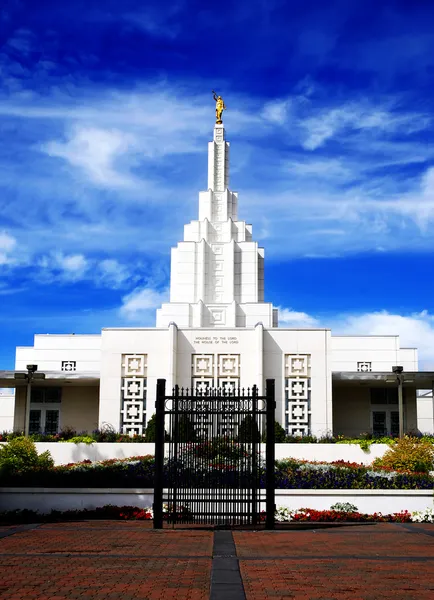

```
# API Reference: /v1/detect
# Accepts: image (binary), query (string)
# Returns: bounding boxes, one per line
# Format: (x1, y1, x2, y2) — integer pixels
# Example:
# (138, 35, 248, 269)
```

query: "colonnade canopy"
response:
(0, 370, 100, 388)
(333, 371, 434, 389)
(1, 370, 433, 389)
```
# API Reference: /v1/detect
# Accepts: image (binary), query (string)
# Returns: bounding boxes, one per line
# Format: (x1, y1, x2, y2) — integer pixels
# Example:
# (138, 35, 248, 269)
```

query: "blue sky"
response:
(2, 0, 434, 368)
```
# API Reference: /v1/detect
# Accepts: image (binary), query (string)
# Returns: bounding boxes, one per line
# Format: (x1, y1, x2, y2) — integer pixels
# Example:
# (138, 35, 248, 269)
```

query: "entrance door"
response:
(390, 411, 399, 437)
(372, 411, 387, 436)
(29, 406, 60, 435)
(372, 409, 401, 437)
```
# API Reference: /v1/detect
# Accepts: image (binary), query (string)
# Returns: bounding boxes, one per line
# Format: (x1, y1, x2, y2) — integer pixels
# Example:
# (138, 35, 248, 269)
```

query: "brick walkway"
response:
(235, 524, 434, 600)
(0, 522, 433, 599)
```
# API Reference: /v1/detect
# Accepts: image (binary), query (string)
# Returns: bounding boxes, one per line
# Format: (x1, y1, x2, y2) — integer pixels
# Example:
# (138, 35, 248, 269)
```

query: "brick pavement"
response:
(0, 521, 433, 599)
(0, 523, 213, 600)
(234, 524, 434, 600)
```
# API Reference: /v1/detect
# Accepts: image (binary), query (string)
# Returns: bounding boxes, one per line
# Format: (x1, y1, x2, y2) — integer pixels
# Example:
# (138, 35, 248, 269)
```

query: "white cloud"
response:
(335, 310, 434, 369)
(2, 80, 434, 265)
(0, 231, 16, 253)
(98, 259, 131, 288)
(119, 286, 169, 322)
(278, 306, 434, 369)
(0, 231, 17, 265)
(262, 99, 291, 125)
(244, 161, 434, 257)
(38, 252, 89, 281)
(34, 252, 136, 289)
(278, 308, 320, 328)
(301, 106, 353, 150)
(60, 253, 88, 274)
(300, 103, 431, 150)
(285, 158, 352, 180)
(44, 126, 137, 188)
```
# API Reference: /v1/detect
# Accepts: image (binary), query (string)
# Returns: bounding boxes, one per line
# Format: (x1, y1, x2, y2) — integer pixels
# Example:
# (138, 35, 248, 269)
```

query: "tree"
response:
(261, 420, 287, 443)
(177, 414, 197, 442)
(145, 414, 169, 442)
(237, 415, 261, 443)
(144, 414, 157, 442)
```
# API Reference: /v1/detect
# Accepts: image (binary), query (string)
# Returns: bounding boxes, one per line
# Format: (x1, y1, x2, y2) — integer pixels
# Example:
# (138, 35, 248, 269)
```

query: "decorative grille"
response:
(191, 353, 241, 434)
(120, 354, 147, 436)
(61, 360, 76, 372)
(285, 354, 311, 436)
(192, 353, 240, 391)
(357, 362, 372, 372)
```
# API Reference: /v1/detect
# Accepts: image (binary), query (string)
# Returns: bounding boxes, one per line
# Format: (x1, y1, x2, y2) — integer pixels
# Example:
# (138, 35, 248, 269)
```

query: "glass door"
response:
(372, 411, 387, 436)
(372, 409, 402, 436)
(45, 410, 60, 435)
(28, 404, 60, 434)
(390, 411, 399, 437)
(29, 409, 42, 435)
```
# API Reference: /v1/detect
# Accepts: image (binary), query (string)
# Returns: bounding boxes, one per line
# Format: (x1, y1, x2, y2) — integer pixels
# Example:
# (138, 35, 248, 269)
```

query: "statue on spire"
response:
(212, 91, 226, 124)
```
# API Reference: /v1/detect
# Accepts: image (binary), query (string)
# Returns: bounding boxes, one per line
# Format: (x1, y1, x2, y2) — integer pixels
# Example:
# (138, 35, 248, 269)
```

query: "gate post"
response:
(172, 385, 180, 525)
(251, 385, 258, 526)
(265, 379, 276, 530)
(153, 378, 166, 529)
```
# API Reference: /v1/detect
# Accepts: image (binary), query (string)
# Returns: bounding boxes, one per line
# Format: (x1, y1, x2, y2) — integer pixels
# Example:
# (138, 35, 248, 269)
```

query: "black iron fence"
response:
(153, 379, 275, 528)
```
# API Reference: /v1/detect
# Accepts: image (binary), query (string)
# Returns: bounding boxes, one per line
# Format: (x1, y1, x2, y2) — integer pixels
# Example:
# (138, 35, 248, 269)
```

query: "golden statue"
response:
(212, 90, 226, 124)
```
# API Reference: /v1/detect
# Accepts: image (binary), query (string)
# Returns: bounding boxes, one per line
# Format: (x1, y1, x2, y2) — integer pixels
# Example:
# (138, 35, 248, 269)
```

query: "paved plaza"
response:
(0, 521, 433, 599)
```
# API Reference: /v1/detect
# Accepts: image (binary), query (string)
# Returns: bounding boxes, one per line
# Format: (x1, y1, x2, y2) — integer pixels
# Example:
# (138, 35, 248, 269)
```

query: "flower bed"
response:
(0, 455, 156, 488)
(1, 454, 433, 489)
(2, 430, 433, 446)
(1, 504, 433, 525)
(274, 459, 434, 490)
(273, 505, 434, 523)
(0, 431, 149, 444)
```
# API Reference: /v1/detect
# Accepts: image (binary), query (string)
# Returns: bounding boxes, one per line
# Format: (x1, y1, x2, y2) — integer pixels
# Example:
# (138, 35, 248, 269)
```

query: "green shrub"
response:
(373, 437, 434, 473)
(177, 414, 197, 442)
(63, 436, 95, 445)
(237, 415, 261, 443)
(274, 421, 287, 442)
(261, 421, 287, 443)
(0, 437, 54, 476)
(330, 502, 359, 513)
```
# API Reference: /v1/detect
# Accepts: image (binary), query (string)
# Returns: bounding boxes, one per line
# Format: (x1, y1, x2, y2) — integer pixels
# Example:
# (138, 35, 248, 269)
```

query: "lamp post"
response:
(392, 366, 404, 439)
(14, 365, 45, 435)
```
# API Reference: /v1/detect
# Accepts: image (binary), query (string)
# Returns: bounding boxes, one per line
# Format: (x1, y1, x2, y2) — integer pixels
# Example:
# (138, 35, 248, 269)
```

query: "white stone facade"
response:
(2, 121, 433, 436)
(156, 124, 277, 329)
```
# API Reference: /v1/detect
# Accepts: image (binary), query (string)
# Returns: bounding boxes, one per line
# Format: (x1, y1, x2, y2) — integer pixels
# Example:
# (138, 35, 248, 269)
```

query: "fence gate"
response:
(153, 379, 275, 529)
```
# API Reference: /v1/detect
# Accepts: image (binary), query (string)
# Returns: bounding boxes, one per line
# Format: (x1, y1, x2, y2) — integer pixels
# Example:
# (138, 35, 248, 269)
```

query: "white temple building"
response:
(1, 118, 434, 437)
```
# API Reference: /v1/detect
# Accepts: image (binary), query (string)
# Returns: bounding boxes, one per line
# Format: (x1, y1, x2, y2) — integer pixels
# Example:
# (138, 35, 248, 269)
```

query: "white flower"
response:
(298, 463, 336, 472)
(366, 470, 397, 480)
(275, 506, 294, 522)
(411, 508, 434, 523)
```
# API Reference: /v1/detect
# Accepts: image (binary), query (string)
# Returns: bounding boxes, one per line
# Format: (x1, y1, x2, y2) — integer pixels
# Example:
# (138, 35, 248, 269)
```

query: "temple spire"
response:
(207, 124, 230, 193)
(156, 115, 278, 329)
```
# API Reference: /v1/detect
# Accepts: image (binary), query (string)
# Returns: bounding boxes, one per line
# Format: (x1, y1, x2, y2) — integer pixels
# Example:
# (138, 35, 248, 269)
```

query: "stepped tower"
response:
(156, 102, 278, 328)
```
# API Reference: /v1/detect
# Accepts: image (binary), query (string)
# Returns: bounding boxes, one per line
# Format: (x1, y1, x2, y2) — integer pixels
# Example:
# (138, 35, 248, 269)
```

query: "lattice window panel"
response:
(217, 397, 239, 435)
(192, 399, 213, 438)
(193, 378, 214, 394)
(218, 354, 240, 378)
(120, 354, 147, 436)
(285, 354, 311, 436)
(61, 361, 76, 372)
(217, 379, 238, 393)
(357, 362, 372, 373)
(193, 355, 214, 377)
(192, 354, 214, 395)
(192, 354, 240, 392)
